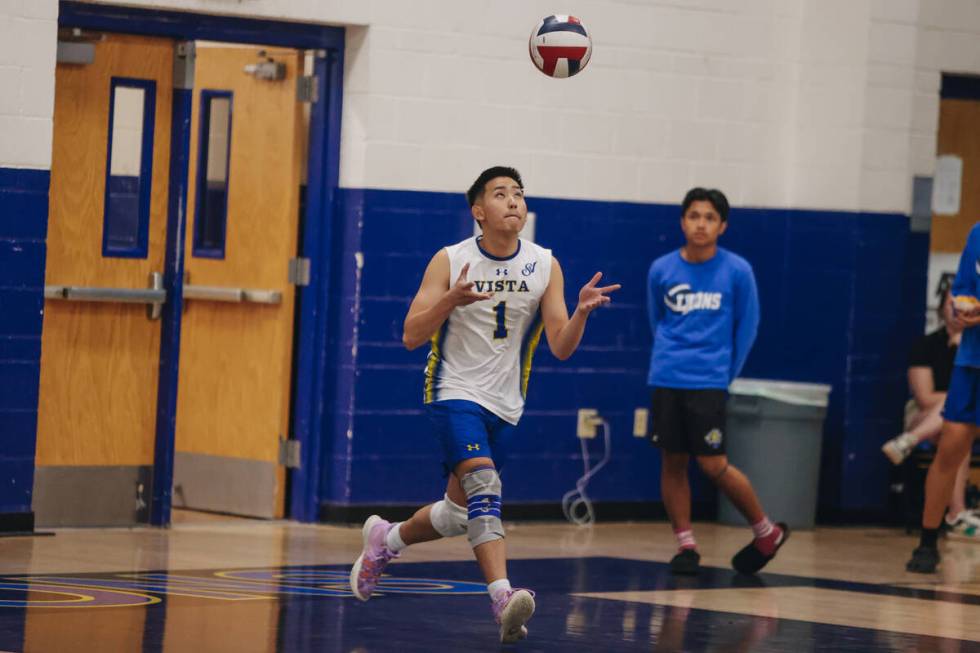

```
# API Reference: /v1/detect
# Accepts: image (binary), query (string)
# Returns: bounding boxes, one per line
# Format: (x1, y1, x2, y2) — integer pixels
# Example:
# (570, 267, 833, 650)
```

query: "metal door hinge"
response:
(288, 257, 311, 286)
(297, 75, 319, 103)
(174, 41, 196, 90)
(279, 438, 301, 469)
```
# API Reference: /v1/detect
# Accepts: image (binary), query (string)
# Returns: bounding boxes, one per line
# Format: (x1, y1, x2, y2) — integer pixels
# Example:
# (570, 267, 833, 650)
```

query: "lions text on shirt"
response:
(424, 237, 552, 424)
(952, 222, 980, 367)
(647, 248, 760, 389)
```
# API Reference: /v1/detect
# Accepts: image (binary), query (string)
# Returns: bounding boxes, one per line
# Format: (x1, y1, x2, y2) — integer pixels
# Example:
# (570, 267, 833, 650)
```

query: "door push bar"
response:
(182, 285, 282, 305)
(45, 272, 166, 320)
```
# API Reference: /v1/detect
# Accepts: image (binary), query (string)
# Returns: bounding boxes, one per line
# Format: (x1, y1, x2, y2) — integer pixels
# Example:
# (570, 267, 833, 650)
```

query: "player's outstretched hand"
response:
(576, 272, 621, 315)
(447, 262, 493, 307)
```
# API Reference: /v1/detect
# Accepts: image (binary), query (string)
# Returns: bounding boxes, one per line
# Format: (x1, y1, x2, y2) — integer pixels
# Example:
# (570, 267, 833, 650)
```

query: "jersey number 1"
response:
(493, 301, 507, 339)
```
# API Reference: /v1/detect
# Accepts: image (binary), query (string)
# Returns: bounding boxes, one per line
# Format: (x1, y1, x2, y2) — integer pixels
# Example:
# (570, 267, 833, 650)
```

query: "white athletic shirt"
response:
(424, 236, 553, 424)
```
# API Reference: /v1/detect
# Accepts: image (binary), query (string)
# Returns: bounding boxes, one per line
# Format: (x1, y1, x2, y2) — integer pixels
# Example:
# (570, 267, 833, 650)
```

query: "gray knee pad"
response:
(429, 494, 467, 538)
(461, 466, 504, 548)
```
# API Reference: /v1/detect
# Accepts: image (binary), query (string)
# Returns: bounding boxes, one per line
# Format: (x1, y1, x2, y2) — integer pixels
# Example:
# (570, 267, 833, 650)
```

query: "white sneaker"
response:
(492, 588, 535, 643)
(882, 433, 918, 465)
(349, 515, 398, 602)
(947, 511, 980, 540)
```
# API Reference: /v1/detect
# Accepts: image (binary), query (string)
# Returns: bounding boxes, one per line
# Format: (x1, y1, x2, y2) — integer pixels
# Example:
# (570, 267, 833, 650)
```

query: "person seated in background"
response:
(883, 274, 979, 538)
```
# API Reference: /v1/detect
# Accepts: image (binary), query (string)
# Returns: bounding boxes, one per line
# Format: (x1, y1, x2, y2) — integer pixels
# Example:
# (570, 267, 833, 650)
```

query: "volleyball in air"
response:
(528, 15, 592, 79)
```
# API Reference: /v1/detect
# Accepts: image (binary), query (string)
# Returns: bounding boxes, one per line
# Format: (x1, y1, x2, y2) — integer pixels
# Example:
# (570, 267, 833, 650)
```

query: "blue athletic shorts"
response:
(425, 399, 517, 474)
(943, 365, 980, 425)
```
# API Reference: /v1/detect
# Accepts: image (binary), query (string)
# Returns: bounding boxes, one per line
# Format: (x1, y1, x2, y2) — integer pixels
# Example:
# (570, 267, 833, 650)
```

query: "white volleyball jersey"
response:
(424, 236, 553, 424)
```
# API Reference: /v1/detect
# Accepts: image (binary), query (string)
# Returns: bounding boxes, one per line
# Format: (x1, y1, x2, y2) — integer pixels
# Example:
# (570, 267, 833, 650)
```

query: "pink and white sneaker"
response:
(349, 515, 399, 601)
(491, 588, 535, 643)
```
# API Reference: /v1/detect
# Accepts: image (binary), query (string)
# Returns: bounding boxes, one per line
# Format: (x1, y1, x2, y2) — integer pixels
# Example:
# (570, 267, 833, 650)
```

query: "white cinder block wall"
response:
(4, 0, 980, 216)
(0, 0, 58, 169)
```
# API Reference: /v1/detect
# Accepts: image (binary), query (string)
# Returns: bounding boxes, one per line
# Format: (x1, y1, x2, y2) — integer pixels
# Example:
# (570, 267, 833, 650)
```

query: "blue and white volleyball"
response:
(528, 15, 592, 79)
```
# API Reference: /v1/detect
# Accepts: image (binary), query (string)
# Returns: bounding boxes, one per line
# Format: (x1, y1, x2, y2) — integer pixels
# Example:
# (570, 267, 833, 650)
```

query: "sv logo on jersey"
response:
(522, 262, 537, 276)
(664, 284, 722, 314)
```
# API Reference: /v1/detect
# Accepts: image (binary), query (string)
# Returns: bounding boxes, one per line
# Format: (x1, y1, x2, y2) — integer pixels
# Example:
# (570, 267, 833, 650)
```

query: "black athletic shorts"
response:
(649, 387, 728, 456)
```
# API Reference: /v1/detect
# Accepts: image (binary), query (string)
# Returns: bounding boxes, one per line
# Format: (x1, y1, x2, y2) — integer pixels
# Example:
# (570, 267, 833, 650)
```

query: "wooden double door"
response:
(35, 34, 306, 525)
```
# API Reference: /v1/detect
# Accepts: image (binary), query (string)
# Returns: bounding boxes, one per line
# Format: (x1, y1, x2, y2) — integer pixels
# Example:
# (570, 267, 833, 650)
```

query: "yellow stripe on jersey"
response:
(520, 319, 545, 398)
(423, 327, 444, 404)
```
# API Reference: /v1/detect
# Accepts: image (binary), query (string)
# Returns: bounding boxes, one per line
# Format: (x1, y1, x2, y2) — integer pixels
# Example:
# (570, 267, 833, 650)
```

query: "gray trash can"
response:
(718, 379, 831, 530)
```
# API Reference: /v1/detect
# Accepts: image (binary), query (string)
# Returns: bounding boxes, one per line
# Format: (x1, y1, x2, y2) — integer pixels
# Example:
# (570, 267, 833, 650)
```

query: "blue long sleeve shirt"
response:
(647, 248, 760, 389)
(953, 222, 980, 368)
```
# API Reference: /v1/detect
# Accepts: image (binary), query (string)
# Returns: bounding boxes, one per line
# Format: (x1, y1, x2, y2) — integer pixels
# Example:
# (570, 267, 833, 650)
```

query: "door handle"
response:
(45, 272, 166, 320)
(182, 285, 282, 305)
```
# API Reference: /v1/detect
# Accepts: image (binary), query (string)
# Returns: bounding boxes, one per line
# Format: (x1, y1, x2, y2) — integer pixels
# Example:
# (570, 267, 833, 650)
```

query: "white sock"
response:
(385, 522, 406, 552)
(487, 578, 512, 599)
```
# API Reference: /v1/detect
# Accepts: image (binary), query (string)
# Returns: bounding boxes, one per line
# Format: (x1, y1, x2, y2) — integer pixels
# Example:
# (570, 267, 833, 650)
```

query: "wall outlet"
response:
(633, 408, 649, 438)
(576, 408, 599, 439)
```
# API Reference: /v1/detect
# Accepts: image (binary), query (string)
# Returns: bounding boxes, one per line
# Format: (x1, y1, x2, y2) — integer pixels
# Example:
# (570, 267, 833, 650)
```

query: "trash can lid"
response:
(729, 378, 832, 407)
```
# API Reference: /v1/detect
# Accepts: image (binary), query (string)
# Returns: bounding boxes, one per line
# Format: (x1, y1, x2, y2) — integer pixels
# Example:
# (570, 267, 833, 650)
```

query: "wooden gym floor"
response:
(0, 513, 977, 651)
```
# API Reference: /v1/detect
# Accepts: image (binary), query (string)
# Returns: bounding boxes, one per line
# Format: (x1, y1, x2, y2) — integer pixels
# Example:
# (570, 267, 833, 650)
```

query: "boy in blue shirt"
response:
(647, 187, 788, 575)
(907, 222, 980, 573)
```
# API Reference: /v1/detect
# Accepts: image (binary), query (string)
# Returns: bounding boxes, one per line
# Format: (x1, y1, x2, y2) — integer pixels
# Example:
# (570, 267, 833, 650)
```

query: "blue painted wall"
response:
(319, 188, 928, 519)
(0, 168, 49, 520)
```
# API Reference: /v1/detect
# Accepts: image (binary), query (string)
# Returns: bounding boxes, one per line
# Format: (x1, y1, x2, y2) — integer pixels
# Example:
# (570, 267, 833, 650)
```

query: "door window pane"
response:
(103, 78, 156, 258)
(193, 91, 233, 258)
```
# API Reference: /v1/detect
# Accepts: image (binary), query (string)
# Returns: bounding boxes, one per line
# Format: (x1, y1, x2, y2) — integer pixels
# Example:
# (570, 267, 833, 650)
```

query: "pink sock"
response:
(751, 517, 774, 539)
(674, 528, 697, 551)
(752, 519, 783, 556)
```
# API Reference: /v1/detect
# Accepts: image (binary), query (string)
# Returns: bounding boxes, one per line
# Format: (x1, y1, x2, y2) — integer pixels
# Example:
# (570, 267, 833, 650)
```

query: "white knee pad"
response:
(429, 494, 467, 538)
(461, 466, 504, 548)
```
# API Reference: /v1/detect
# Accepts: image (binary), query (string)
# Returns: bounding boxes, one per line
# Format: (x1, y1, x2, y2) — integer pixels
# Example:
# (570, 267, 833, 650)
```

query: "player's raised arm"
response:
(402, 251, 492, 350)
(539, 257, 620, 361)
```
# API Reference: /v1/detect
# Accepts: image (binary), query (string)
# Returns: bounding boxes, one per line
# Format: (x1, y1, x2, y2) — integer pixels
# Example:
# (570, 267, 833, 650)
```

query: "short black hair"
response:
(681, 187, 730, 222)
(467, 166, 524, 207)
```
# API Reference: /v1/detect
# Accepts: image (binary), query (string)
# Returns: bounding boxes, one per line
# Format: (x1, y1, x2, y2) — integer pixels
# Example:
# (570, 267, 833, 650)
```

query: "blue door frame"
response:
(58, 1, 345, 524)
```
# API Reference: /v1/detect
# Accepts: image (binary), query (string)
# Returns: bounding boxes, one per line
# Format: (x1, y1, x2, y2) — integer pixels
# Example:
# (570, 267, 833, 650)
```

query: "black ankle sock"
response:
(920, 527, 939, 549)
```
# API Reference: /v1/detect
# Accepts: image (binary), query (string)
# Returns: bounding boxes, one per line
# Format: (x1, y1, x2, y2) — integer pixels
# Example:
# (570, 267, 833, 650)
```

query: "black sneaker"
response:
(732, 522, 790, 575)
(669, 548, 701, 575)
(906, 546, 940, 573)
